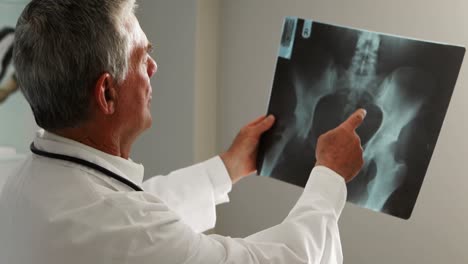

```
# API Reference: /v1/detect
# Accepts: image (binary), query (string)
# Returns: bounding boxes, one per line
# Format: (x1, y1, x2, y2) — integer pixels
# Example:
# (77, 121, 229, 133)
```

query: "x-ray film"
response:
(257, 17, 465, 219)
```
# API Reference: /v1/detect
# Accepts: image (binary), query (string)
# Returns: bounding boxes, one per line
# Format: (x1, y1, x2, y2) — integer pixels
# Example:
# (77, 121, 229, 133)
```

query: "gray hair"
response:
(14, 0, 136, 130)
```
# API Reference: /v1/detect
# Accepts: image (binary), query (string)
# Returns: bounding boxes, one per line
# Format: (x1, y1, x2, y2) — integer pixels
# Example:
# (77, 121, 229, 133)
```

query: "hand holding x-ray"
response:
(221, 115, 276, 183)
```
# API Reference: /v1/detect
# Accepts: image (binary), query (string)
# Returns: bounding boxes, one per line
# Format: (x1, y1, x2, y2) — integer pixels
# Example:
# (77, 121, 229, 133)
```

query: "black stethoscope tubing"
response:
(30, 143, 143, 191)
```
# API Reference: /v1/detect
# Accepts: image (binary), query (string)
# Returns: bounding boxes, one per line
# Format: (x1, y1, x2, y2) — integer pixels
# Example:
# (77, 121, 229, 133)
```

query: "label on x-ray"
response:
(278, 17, 297, 60)
(302, 19, 312, 39)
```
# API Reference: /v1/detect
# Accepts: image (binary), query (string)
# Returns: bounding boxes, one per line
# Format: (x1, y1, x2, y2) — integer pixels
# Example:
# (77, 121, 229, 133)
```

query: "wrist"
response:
(315, 161, 348, 182)
(220, 152, 240, 184)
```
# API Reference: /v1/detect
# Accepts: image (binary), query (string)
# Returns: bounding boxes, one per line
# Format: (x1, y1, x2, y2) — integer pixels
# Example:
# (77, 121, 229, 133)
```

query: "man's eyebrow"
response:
(146, 42, 154, 53)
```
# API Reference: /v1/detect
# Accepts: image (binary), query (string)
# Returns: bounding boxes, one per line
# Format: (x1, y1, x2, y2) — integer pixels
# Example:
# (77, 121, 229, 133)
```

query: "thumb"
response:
(253, 115, 275, 136)
(340, 108, 367, 131)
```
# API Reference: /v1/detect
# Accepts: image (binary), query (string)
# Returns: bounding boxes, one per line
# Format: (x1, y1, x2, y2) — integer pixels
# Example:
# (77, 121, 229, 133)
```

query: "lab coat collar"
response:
(33, 129, 145, 186)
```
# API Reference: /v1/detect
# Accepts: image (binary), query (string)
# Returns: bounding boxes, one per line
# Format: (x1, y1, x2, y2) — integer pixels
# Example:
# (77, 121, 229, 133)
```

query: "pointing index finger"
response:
(340, 109, 367, 131)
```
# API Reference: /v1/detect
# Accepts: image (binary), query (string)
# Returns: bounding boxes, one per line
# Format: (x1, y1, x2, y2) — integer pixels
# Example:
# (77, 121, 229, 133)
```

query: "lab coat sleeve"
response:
(141, 156, 232, 233)
(192, 166, 347, 264)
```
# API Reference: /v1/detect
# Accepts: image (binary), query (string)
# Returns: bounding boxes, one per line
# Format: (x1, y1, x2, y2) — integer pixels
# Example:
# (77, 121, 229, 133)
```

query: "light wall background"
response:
(132, 0, 198, 176)
(0, 0, 466, 263)
(133, 0, 220, 177)
(0, 0, 37, 154)
(0, 0, 36, 188)
(215, 0, 468, 263)
(134, 0, 468, 263)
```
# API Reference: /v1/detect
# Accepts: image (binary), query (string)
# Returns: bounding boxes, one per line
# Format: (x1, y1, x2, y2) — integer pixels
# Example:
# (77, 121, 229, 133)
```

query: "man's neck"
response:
(50, 124, 132, 159)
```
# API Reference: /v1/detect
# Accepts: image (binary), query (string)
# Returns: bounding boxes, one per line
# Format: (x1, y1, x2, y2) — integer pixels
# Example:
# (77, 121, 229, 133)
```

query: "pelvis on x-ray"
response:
(257, 18, 465, 219)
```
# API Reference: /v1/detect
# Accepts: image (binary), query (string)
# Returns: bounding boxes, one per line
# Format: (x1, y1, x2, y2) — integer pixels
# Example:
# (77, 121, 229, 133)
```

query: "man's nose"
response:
(148, 56, 157, 78)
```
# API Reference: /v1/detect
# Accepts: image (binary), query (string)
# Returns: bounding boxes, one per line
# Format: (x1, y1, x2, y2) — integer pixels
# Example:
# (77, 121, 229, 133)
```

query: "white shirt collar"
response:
(32, 129, 144, 185)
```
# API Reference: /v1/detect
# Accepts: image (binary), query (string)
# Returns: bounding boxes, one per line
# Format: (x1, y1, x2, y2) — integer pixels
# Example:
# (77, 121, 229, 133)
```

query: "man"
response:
(0, 0, 365, 263)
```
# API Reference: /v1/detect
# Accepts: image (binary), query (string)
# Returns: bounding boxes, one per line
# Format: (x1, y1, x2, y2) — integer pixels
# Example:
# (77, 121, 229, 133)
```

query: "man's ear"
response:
(94, 73, 117, 115)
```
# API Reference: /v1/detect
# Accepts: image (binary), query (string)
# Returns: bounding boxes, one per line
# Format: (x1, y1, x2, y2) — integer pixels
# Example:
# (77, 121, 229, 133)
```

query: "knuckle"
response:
(240, 127, 249, 135)
(244, 128, 256, 137)
(318, 133, 327, 141)
(354, 113, 363, 122)
(354, 136, 361, 146)
(355, 134, 362, 144)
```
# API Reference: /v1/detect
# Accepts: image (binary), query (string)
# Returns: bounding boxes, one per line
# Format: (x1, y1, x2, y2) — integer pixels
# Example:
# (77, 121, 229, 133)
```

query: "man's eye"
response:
(148, 46, 154, 54)
(143, 55, 150, 64)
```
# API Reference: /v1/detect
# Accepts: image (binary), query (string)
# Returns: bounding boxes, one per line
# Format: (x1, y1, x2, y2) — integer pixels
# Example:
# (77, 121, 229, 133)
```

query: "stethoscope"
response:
(30, 143, 143, 191)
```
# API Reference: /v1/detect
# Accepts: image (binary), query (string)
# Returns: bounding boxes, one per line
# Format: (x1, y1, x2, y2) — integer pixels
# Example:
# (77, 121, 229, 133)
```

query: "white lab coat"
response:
(0, 130, 346, 264)
(0, 147, 25, 192)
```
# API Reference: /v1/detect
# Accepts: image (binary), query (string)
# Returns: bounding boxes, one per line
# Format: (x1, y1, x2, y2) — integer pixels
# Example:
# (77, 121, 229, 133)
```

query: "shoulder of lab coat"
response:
(141, 156, 232, 233)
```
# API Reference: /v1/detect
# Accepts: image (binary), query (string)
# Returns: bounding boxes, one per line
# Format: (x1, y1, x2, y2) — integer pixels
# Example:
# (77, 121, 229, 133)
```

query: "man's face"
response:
(115, 15, 157, 138)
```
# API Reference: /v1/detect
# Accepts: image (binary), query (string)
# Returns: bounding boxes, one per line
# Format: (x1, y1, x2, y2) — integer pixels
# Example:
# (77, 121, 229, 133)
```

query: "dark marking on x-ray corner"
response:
(257, 17, 465, 219)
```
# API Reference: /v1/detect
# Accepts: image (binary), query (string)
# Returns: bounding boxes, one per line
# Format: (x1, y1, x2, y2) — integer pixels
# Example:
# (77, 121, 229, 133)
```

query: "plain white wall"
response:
(0, 0, 38, 154)
(194, 0, 220, 162)
(0, 1, 36, 189)
(215, 0, 468, 263)
(132, 0, 197, 177)
(134, 0, 222, 178)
